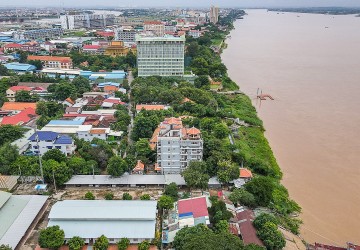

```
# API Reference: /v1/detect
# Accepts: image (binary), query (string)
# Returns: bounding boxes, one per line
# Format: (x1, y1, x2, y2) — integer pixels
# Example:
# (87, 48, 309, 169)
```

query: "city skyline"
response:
(1, 0, 360, 8)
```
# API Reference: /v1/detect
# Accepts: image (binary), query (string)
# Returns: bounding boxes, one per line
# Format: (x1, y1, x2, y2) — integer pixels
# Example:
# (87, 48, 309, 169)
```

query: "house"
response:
(77, 127, 110, 142)
(3, 43, 22, 53)
(28, 131, 76, 156)
(162, 196, 211, 244)
(235, 208, 264, 246)
(82, 45, 102, 54)
(4, 63, 37, 74)
(83, 92, 112, 98)
(27, 55, 73, 69)
(6, 86, 33, 102)
(136, 104, 166, 113)
(1, 108, 37, 125)
(132, 160, 145, 174)
(63, 98, 75, 107)
(1, 102, 37, 114)
(47, 200, 157, 244)
(233, 168, 253, 188)
(0, 191, 48, 249)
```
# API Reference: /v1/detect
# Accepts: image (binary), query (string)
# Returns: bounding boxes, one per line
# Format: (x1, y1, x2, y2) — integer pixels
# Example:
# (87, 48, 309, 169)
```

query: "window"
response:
(55, 146, 61, 149)
(46, 146, 53, 149)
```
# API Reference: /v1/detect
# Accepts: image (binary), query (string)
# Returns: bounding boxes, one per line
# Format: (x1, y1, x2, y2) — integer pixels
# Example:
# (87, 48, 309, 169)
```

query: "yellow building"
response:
(104, 41, 137, 57)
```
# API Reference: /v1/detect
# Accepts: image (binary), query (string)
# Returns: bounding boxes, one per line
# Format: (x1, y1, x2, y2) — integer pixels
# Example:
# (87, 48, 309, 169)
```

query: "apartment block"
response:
(27, 55, 73, 69)
(60, 14, 115, 30)
(136, 35, 185, 77)
(209, 6, 219, 24)
(151, 117, 203, 174)
(143, 21, 165, 37)
(13, 28, 63, 40)
(114, 27, 137, 42)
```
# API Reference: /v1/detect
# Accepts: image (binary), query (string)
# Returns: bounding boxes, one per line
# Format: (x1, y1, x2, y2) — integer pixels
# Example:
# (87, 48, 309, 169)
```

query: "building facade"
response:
(104, 41, 136, 57)
(136, 35, 185, 77)
(143, 21, 165, 37)
(209, 6, 219, 24)
(13, 28, 63, 40)
(153, 117, 203, 174)
(27, 55, 73, 69)
(28, 131, 76, 156)
(114, 27, 137, 42)
(60, 14, 115, 30)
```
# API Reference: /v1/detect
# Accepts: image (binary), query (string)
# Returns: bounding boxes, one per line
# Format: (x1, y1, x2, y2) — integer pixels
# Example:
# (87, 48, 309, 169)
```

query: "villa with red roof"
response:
(6, 86, 33, 102)
(152, 117, 203, 174)
(1, 108, 37, 126)
(27, 55, 73, 69)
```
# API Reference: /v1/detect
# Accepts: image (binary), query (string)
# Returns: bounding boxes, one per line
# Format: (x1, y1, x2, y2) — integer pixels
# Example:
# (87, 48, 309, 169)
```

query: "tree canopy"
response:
(67, 236, 85, 250)
(38, 225, 65, 249)
(93, 235, 109, 250)
(107, 156, 127, 177)
(181, 161, 209, 190)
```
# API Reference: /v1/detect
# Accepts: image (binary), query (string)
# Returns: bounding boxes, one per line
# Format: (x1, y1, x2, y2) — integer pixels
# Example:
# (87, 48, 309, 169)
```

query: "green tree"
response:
(0, 125, 26, 146)
(138, 240, 150, 250)
(28, 59, 43, 70)
(244, 176, 275, 207)
(140, 194, 151, 200)
(216, 160, 239, 184)
(84, 191, 95, 200)
(229, 188, 256, 208)
(67, 236, 85, 250)
(157, 195, 174, 210)
(0, 64, 9, 76)
(42, 149, 67, 163)
(194, 75, 210, 89)
(191, 57, 209, 76)
(125, 50, 137, 68)
(93, 235, 109, 250)
(208, 197, 232, 225)
(257, 222, 285, 250)
(104, 192, 114, 200)
(135, 138, 153, 163)
(0, 244, 12, 250)
(117, 238, 130, 250)
(181, 161, 209, 190)
(53, 82, 77, 100)
(107, 156, 127, 177)
(243, 244, 266, 250)
(122, 192, 132, 200)
(186, 41, 200, 57)
(173, 224, 210, 250)
(213, 123, 229, 139)
(67, 156, 88, 174)
(72, 76, 91, 95)
(36, 101, 48, 115)
(164, 182, 178, 201)
(131, 113, 160, 141)
(43, 159, 72, 186)
(15, 90, 39, 102)
(215, 219, 229, 233)
(253, 213, 279, 230)
(0, 143, 19, 174)
(38, 225, 65, 249)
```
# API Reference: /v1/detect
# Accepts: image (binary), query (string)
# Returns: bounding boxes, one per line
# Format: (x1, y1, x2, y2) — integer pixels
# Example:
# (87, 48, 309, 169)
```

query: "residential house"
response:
(132, 160, 145, 174)
(28, 131, 76, 156)
(82, 45, 103, 55)
(188, 30, 202, 38)
(77, 127, 110, 142)
(153, 117, 203, 174)
(63, 98, 75, 107)
(1, 102, 37, 114)
(162, 196, 211, 244)
(235, 208, 264, 246)
(27, 55, 73, 69)
(0, 108, 37, 125)
(6, 86, 33, 102)
(3, 43, 22, 53)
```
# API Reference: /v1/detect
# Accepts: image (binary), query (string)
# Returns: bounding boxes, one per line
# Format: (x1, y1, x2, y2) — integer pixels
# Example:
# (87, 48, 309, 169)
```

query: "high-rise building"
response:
(114, 27, 137, 42)
(151, 117, 203, 174)
(60, 14, 115, 30)
(136, 35, 185, 77)
(143, 21, 165, 37)
(209, 6, 219, 24)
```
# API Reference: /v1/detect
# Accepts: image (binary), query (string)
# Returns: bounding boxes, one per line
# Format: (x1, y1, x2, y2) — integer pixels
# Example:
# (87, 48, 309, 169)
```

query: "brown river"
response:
(222, 9, 360, 245)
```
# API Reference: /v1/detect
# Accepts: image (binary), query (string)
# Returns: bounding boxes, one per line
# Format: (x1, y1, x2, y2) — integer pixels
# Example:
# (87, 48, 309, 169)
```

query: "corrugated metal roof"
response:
(4, 63, 36, 71)
(54, 135, 73, 144)
(28, 131, 58, 141)
(0, 195, 48, 249)
(0, 191, 11, 209)
(49, 200, 157, 220)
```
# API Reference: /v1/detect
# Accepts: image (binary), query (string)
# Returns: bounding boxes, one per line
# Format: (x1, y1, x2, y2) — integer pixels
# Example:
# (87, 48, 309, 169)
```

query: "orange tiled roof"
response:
(104, 85, 119, 92)
(164, 117, 182, 125)
(186, 127, 201, 135)
(9, 86, 33, 92)
(27, 55, 72, 63)
(136, 104, 165, 111)
(154, 163, 161, 171)
(89, 129, 106, 134)
(150, 126, 161, 150)
(133, 160, 145, 172)
(64, 98, 75, 105)
(240, 168, 253, 179)
(1, 102, 37, 111)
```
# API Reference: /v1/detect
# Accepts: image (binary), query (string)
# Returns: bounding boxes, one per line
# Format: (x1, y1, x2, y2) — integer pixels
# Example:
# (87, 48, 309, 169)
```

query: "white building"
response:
(60, 14, 115, 30)
(136, 35, 185, 77)
(114, 27, 136, 42)
(143, 21, 165, 37)
(13, 28, 63, 40)
(28, 131, 76, 156)
(151, 117, 203, 174)
(209, 6, 219, 24)
(77, 127, 110, 142)
(48, 200, 157, 244)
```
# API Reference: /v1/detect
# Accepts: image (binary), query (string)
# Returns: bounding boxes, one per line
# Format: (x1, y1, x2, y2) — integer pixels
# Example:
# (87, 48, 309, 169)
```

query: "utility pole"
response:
(35, 129, 45, 184)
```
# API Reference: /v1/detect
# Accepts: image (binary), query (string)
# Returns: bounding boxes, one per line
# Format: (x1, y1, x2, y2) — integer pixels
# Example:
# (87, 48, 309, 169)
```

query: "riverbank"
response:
(222, 9, 360, 246)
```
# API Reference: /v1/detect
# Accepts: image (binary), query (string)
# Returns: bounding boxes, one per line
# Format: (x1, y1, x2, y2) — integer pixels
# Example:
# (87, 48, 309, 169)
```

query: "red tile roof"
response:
(83, 45, 101, 50)
(4, 43, 22, 48)
(1, 107, 37, 125)
(96, 31, 115, 37)
(236, 210, 264, 246)
(27, 55, 72, 63)
(178, 197, 209, 218)
(9, 86, 32, 92)
(133, 160, 145, 172)
(186, 127, 201, 135)
(240, 168, 253, 179)
(1, 102, 37, 111)
(136, 104, 165, 111)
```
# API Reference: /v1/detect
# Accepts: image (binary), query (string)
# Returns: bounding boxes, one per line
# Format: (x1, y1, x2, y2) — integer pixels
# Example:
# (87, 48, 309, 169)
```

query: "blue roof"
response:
(48, 117, 85, 126)
(4, 63, 37, 72)
(97, 82, 120, 88)
(179, 212, 193, 218)
(28, 131, 59, 141)
(54, 135, 73, 144)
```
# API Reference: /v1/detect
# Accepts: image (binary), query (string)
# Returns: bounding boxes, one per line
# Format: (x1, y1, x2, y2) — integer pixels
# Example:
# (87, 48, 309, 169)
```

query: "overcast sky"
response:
(1, 0, 360, 8)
